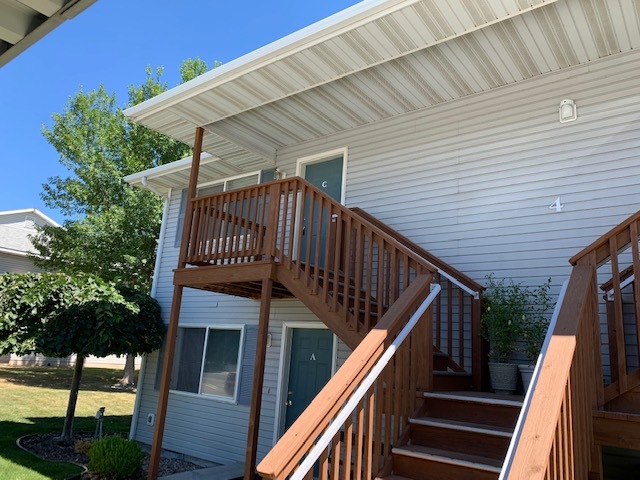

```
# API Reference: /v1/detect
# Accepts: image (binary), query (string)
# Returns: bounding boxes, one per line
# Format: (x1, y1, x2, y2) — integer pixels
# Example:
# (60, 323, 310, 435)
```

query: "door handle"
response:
(286, 400, 293, 406)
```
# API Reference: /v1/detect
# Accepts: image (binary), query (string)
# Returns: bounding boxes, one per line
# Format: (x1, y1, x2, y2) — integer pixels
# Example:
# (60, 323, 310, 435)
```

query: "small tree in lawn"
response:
(0, 272, 165, 443)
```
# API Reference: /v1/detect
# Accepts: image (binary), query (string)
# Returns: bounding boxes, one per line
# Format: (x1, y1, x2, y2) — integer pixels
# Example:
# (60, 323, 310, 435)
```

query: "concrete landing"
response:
(160, 462, 244, 480)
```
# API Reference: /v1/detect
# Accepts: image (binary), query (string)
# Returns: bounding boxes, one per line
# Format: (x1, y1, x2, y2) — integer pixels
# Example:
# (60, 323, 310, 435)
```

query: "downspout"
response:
(129, 186, 172, 440)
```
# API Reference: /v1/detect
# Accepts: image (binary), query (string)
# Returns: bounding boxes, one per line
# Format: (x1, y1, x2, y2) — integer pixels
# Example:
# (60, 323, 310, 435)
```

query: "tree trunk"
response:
(117, 354, 136, 387)
(59, 354, 85, 444)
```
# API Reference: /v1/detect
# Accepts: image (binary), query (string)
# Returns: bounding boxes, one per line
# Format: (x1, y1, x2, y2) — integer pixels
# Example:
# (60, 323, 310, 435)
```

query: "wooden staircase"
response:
(382, 393, 522, 480)
(167, 174, 487, 480)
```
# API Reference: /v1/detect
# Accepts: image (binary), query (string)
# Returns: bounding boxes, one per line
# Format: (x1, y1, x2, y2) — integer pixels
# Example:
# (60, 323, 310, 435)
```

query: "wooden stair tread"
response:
(422, 391, 523, 407)
(393, 444, 503, 472)
(410, 416, 513, 436)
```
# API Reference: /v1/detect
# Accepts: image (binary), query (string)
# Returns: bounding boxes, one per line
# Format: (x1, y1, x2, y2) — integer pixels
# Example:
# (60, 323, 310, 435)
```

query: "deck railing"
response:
(351, 207, 484, 387)
(570, 210, 640, 402)
(506, 210, 640, 478)
(506, 265, 600, 479)
(185, 178, 434, 337)
(257, 278, 439, 480)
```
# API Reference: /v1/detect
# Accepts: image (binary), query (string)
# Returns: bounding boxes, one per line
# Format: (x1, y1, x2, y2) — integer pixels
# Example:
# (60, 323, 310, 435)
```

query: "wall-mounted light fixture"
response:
(559, 99, 577, 123)
(273, 168, 283, 181)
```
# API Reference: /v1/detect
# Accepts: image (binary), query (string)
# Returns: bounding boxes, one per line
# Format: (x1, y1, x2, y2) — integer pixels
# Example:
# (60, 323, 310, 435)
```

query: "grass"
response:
(0, 365, 137, 480)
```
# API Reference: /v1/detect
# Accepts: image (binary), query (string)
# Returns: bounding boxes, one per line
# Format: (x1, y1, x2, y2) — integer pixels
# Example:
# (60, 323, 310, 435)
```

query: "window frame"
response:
(169, 324, 246, 404)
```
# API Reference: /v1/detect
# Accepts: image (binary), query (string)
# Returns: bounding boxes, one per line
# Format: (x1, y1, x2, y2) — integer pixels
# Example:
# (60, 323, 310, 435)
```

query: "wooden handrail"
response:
(506, 265, 600, 479)
(350, 207, 483, 293)
(570, 210, 640, 267)
(257, 275, 435, 480)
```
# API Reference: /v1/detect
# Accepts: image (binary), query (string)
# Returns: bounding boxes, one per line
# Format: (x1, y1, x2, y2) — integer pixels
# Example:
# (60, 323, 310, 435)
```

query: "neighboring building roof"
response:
(0, 0, 97, 68)
(124, 0, 639, 174)
(0, 208, 60, 257)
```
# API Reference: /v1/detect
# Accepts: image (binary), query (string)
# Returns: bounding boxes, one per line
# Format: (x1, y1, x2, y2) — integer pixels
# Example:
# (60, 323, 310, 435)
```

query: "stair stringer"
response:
(275, 264, 365, 350)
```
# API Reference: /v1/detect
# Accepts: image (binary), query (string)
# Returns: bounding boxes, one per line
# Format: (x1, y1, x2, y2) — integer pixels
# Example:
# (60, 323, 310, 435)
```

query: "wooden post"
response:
(471, 294, 483, 391)
(244, 277, 274, 480)
(148, 127, 204, 480)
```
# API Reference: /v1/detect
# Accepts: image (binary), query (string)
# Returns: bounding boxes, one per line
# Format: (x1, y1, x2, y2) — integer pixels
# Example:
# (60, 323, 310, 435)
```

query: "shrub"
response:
(73, 438, 93, 456)
(87, 435, 144, 479)
(481, 275, 553, 363)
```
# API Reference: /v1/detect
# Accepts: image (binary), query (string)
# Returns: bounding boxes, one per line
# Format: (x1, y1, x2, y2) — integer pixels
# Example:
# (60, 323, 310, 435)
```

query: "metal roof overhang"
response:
(124, 0, 640, 187)
(0, 0, 97, 68)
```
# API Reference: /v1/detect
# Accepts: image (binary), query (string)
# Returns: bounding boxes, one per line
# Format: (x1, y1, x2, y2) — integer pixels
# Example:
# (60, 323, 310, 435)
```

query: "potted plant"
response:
(481, 274, 526, 394)
(519, 278, 553, 391)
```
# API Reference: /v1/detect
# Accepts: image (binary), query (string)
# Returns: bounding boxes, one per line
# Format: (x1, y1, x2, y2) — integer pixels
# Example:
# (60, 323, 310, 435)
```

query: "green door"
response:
(301, 156, 343, 266)
(284, 328, 334, 430)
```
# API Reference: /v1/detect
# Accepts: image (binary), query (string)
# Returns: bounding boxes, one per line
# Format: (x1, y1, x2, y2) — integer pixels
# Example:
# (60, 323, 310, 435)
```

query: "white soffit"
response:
(0, 0, 97, 68)
(125, 0, 639, 167)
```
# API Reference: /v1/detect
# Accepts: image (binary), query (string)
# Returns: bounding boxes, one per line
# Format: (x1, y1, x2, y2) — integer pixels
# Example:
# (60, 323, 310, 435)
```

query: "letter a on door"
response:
(310, 353, 316, 361)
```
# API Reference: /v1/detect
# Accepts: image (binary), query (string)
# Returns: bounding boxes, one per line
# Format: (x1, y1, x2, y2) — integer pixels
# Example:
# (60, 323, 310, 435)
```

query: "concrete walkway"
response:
(159, 463, 244, 480)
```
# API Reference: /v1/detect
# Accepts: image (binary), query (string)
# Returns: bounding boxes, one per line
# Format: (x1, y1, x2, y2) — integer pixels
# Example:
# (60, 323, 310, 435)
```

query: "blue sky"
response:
(0, 0, 360, 224)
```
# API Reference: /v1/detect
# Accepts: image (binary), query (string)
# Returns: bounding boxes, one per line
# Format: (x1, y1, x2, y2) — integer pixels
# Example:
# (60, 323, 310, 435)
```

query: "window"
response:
(171, 326, 243, 400)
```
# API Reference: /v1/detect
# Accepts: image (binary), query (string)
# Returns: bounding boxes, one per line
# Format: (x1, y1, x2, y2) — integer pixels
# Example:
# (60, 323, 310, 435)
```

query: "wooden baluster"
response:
(187, 199, 201, 262)
(459, 288, 465, 368)
(383, 362, 393, 461)
(230, 190, 242, 263)
(609, 236, 627, 394)
(257, 186, 269, 257)
(265, 184, 281, 261)
(331, 428, 341, 480)
(364, 386, 375, 480)
(447, 283, 453, 359)
(238, 188, 251, 262)
(393, 356, 402, 443)
(435, 273, 441, 350)
(364, 230, 374, 333)
(328, 209, 343, 310)
(343, 414, 354, 480)
(373, 377, 384, 475)
(304, 190, 316, 286)
(354, 399, 365, 480)
(390, 247, 399, 305)
(277, 182, 293, 260)
(630, 222, 640, 369)
(247, 187, 259, 260)
(351, 223, 364, 332)
(318, 445, 329, 480)
(376, 239, 385, 326)
(285, 180, 296, 268)
(337, 214, 352, 316)
(294, 181, 306, 279)
(210, 193, 227, 263)
(313, 196, 324, 295)
(204, 195, 217, 261)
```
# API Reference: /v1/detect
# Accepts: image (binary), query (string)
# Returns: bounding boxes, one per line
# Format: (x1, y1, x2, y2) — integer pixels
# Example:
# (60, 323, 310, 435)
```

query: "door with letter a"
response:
(284, 328, 334, 430)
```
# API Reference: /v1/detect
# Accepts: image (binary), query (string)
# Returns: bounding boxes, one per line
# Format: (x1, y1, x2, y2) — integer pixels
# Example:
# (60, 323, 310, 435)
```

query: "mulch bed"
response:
(19, 432, 205, 479)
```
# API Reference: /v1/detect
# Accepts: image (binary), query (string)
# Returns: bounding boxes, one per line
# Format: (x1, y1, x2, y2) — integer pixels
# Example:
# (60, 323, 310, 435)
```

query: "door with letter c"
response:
(300, 155, 344, 267)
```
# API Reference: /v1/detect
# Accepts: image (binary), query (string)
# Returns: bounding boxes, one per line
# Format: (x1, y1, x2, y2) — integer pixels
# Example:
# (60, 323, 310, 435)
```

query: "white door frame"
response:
(273, 321, 338, 443)
(296, 147, 348, 204)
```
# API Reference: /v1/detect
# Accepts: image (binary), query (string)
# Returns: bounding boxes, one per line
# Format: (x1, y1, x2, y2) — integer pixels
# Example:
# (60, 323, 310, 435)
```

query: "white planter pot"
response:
(519, 364, 536, 394)
(488, 362, 518, 394)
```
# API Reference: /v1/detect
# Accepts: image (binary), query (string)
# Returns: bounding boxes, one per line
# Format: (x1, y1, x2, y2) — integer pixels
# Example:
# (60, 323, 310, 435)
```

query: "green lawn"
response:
(0, 365, 136, 480)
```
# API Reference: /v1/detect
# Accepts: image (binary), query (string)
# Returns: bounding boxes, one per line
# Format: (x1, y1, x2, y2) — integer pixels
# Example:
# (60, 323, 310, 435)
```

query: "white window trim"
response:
(273, 322, 338, 443)
(197, 169, 263, 191)
(296, 147, 348, 204)
(169, 324, 245, 405)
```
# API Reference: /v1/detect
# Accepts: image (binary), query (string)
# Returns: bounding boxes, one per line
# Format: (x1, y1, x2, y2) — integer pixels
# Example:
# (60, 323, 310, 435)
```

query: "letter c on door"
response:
(322, 181, 328, 188)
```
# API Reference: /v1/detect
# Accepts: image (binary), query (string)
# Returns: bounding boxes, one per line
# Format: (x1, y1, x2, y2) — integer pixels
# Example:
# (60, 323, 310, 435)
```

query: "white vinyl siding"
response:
(133, 49, 640, 464)
(0, 253, 40, 273)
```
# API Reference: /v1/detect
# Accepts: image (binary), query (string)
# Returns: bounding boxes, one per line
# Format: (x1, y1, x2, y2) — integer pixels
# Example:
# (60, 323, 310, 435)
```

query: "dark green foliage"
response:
(88, 435, 144, 479)
(0, 272, 164, 358)
(32, 59, 213, 292)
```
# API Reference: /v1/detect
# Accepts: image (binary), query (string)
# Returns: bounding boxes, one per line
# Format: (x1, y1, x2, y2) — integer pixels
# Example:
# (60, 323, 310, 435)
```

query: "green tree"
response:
(31, 58, 210, 384)
(0, 273, 165, 443)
